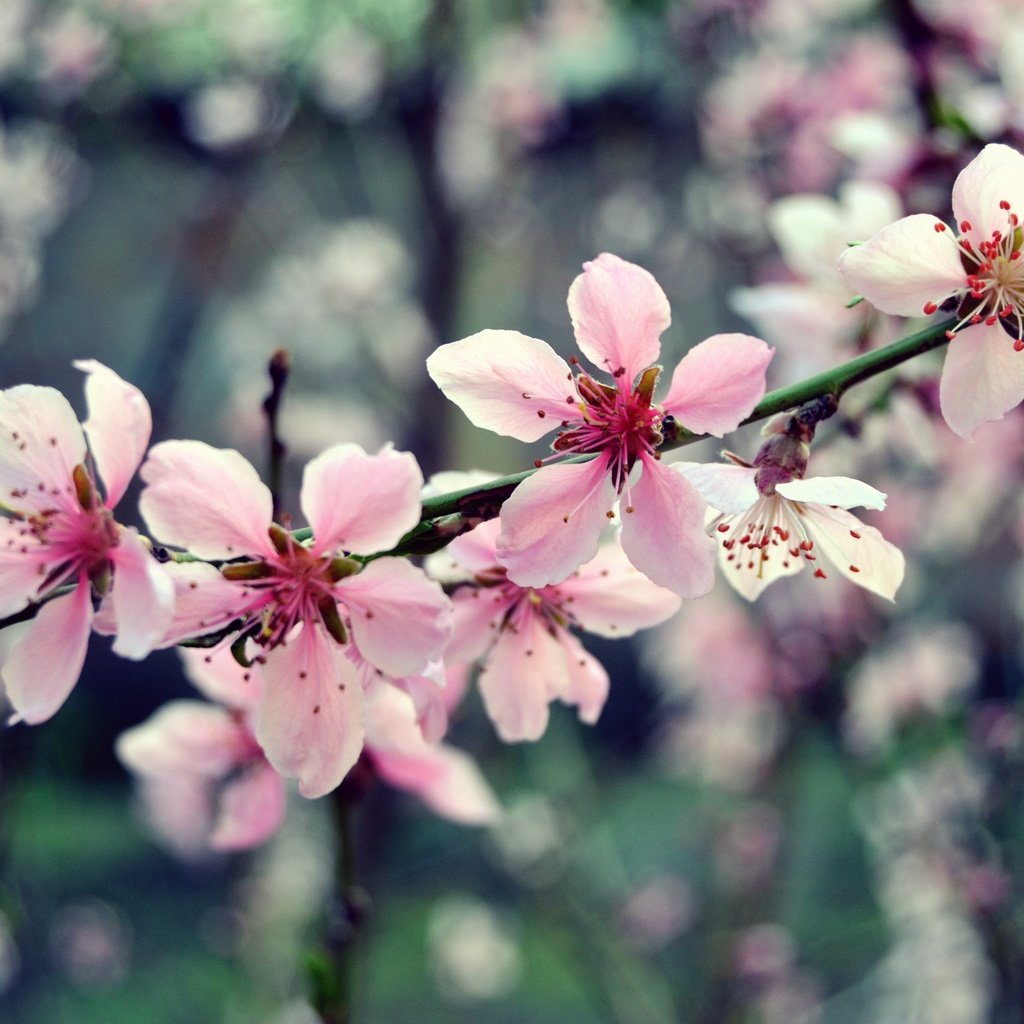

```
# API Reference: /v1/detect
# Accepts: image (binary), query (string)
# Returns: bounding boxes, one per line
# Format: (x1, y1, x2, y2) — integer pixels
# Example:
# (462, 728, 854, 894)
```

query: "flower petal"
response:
(496, 456, 616, 588)
(301, 442, 423, 556)
(140, 440, 273, 559)
(804, 505, 904, 601)
(477, 611, 565, 741)
(951, 143, 1024, 239)
(116, 701, 252, 778)
(0, 518, 49, 617)
(447, 585, 512, 665)
(776, 476, 887, 510)
(551, 542, 682, 637)
(677, 462, 759, 515)
(426, 330, 578, 442)
(3, 579, 92, 725)
(560, 632, 609, 725)
(341, 557, 452, 677)
(179, 645, 262, 710)
(838, 214, 966, 316)
(938, 323, 1024, 438)
(567, 252, 669, 382)
(0, 384, 85, 516)
(155, 561, 250, 647)
(74, 360, 151, 509)
(256, 626, 366, 799)
(660, 334, 773, 436)
(427, 519, 502, 582)
(365, 686, 500, 825)
(210, 762, 287, 851)
(619, 459, 716, 599)
(109, 528, 175, 660)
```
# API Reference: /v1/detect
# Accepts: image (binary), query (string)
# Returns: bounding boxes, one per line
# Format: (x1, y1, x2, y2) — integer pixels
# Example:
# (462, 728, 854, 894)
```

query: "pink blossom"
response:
(681, 461, 905, 601)
(426, 253, 773, 596)
(839, 143, 1024, 437)
(117, 646, 498, 854)
(426, 517, 682, 741)
(0, 361, 173, 725)
(138, 440, 452, 798)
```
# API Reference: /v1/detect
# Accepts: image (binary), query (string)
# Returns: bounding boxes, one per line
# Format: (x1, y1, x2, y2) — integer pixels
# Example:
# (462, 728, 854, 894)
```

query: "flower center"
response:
(929, 203, 1024, 347)
(545, 363, 664, 489)
(221, 525, 360, 651)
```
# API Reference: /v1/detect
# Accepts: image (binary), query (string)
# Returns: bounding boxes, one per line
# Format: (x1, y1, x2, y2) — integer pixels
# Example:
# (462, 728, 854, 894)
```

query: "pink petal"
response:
(496, 457, 616, 588)
(255, 625, 366, 799)
(405, 749, 502, 825)
(560, 632, 609, 725)
(477, 611, 565, 742)
(341, 557, 452, 677)
(620, 459, 716, 599)
(838, 214, 966, 316)
(567, 253, 669, 382)
(74, 360, 151, 509)
(157, 561, 250, 647)
(116, 701, 253, 777)
(109, 528, 175, 659)
(210, 762, 287, 851)
(390, 668, 449, 744)
(938, 324, 1024, 438)
(446, 585, 513, 665)
(678, 462, 759, 514)
(179, 645, 263, 710)
(550, 542, 682, 637)
(0, 518, 50, 617)
(0, 384, 85, 516)
(805, 505, 905, 601)
(426, 330, 578, 442)
(951, 144, 1024, 240)
(3, 578, 92, 725)
(364, 686, 500, 824)
(301, 443, 423, 556)
(436, 519, 503, 580)
(776, 476, 887, 510)
(659, 334, 773, 436)
(140, 440, 273, 559)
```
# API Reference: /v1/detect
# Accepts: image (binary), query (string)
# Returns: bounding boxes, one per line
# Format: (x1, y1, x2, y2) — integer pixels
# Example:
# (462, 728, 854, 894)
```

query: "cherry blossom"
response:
(138, 440, 452, 798)
(426, 516, 682, 741)
(0, 361, 173, 725)
(116, 646, 498, 854)
(839, 143, 1024, 438)
(427, 253, 773, 596)
(680, 459, 905, 602)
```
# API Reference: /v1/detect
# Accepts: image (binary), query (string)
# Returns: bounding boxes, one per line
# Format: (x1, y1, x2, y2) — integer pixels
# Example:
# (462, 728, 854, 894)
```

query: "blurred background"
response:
(2, 0, 1024, 1022)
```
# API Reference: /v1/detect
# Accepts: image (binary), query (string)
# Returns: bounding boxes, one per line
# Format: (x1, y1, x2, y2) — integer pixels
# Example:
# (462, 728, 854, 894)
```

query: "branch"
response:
(394, 317, 954, 544)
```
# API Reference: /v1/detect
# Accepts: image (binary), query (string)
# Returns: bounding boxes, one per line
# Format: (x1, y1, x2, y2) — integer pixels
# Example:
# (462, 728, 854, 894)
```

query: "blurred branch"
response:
(262, 348, 291, 520)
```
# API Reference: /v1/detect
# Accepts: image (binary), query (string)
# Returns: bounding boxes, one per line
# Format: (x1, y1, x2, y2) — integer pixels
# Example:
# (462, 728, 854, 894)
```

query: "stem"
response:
(308, 768, 373, 1024)
(262, 349, 291, 521)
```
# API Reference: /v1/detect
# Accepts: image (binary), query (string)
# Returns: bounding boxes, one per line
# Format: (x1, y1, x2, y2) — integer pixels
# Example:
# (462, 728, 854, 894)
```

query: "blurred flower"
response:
(49, 900, 132, 988)
(844, 622, 978, 754)
(428, 896, 522, 1003)
(486, 792, 569, 886)
(731, 181, 904, 379)
(32, 8, 115, 100)
(617, 874, 694, 950)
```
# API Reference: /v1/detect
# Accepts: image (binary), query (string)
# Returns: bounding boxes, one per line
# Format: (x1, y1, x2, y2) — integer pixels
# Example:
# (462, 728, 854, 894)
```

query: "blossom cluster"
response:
(9, 139, 1024, 852)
